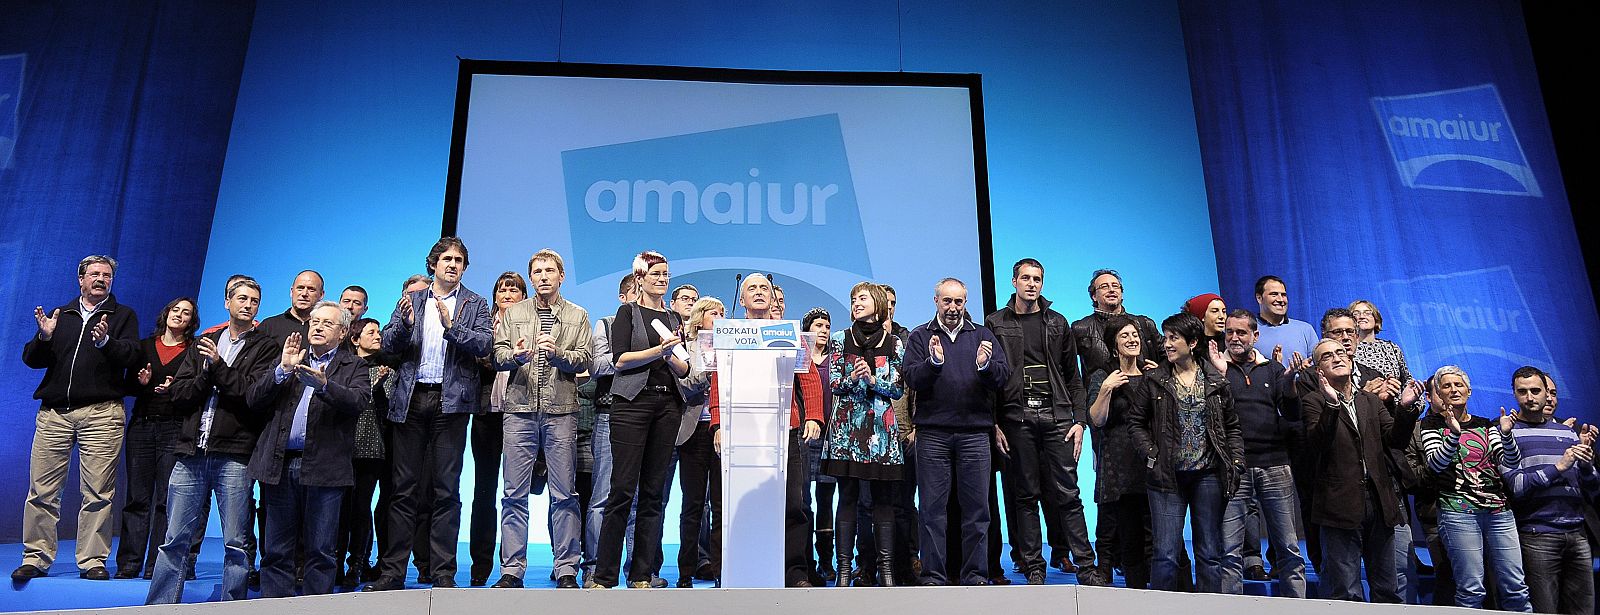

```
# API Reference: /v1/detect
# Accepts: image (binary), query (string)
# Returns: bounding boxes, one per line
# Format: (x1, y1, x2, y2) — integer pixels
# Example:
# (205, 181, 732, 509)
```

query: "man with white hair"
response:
(246, 301, 371, 597)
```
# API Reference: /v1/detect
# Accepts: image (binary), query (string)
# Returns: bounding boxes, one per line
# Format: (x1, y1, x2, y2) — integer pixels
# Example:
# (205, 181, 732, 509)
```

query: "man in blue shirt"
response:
(1252, 276, 1317, 370)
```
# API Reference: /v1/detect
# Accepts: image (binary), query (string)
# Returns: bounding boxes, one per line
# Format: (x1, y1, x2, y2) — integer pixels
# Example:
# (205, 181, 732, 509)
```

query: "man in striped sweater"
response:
(1504, 366, 1599, 615)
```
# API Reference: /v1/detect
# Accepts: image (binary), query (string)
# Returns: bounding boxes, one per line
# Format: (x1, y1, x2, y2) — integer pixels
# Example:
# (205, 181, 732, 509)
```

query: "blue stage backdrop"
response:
(1180, 0, 1596, 419)
(188, 0, 1214, 543)
(0, 1, 255, 543)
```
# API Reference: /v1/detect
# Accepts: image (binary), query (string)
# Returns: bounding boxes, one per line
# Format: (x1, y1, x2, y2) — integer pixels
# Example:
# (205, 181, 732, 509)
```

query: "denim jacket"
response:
(381, 285, 493, 421)
(490, 296, 593, 415)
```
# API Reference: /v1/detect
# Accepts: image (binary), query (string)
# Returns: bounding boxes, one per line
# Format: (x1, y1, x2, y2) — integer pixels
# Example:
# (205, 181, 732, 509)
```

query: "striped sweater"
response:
(1418, 413, 1521, 513)
(1505, 418, 1600, 533)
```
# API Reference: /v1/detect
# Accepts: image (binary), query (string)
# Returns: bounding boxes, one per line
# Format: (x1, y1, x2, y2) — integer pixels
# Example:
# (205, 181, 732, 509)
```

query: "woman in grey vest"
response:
(589, 251, 691, 588)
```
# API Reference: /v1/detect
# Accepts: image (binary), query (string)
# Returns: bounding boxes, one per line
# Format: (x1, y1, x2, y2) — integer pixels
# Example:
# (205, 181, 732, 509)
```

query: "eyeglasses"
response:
(1349, 308, 1374, 316)
(1316, 348, 1350, 362)
(1093, 282, 1123, 292)
(646, 271, 671, 280)
(1326, 328, 1358, 338)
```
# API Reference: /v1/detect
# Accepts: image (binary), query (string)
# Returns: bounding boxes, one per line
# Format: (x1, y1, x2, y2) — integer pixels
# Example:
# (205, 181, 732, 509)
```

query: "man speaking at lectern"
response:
(708, 273, 824, 586)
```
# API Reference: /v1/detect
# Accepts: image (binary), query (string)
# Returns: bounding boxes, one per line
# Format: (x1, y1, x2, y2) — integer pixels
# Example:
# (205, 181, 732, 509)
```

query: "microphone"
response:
(651, 319, 690, 362)
(732, 273, 743, 318)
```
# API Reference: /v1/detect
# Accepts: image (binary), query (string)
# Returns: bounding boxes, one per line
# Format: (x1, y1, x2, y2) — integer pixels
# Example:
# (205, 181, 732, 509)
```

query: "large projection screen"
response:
(445, 61, 994, 331)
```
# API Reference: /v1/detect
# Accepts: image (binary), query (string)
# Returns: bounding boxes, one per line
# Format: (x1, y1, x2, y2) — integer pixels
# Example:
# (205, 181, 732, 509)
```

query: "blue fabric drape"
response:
(1178, 0, 1595, 420)
(0, 0, 254, 541)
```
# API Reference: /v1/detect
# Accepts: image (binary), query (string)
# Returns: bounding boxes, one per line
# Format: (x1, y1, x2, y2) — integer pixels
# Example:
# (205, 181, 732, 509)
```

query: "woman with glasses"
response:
(1348, 300, 1412, 385)
(591, 251, 691, 588)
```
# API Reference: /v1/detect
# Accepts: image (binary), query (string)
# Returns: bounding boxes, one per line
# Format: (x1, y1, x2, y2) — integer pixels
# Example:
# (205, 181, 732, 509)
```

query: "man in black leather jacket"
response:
(986, 259, 1104, 585)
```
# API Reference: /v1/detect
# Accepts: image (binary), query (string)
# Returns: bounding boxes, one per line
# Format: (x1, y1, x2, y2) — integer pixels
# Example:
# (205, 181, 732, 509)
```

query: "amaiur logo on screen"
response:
(1371, 83, 1540, 197)
(559, 114, 871, 284)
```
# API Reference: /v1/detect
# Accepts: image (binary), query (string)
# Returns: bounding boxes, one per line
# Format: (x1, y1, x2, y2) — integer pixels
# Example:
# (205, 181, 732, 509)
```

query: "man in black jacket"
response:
(1217, 310, 1306, 597)
(1301, 338, 1420, 603)
(1070, 268, 1160, 576)
(146, 276, 276, 604)
(15, 255, 141, 582)
(247, 301, 371, 598)
(985, 259, 1104, 585)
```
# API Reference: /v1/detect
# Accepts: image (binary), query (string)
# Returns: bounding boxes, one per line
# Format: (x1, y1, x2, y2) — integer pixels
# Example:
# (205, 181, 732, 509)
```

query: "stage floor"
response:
(4, 537, 1414, 613)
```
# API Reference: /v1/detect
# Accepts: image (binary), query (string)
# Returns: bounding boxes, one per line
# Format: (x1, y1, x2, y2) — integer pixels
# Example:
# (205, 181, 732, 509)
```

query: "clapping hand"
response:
(280, 332, 307, 371)
(34, 306, 60, 341)
(89, 314, 109, 345)
(1399, 379, 1423, 407)
(294, 362, 328, 391)
(929, 335, 945, 364)
(1497, 406, 1516, 435)
(851, 357, 875, 386)
(537, 331, 558, 354)
(1317, 372, 1340, 401)
(513, 338, 536, 365)
(196, 336, 220, 363)
(976, 340, 993, 367)
(398, 294, 415, 325)
(436, 297, 453, 329)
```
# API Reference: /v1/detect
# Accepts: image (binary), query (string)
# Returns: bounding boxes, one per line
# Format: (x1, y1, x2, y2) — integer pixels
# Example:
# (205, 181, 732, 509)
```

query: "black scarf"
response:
(845, 318, 892, 360)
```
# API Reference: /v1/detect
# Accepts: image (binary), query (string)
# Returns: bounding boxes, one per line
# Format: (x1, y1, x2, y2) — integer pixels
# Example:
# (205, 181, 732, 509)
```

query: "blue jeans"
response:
(1520, 530, 1594, 615)
(583, 412, 612, 579)
(1148, 470, 1226, 592)
(1220, 465, 1306, 597)
(1438, 509, 1531, 611)
(501, 411, 580, 579)
(259, 456, 345, 597)
(915, 428, 991, 585)
(145, 452, 251, 604)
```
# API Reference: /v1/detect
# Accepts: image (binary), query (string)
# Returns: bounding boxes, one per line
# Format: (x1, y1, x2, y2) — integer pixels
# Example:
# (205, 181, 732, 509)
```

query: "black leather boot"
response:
(816, 528, 836, 581)
(874, 520, 897, 587)
(833, 519, 854, 587)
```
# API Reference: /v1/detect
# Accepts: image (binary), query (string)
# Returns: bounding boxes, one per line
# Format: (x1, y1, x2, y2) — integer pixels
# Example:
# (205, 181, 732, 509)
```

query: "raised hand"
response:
(1207, 340, 1226, 374)
(929, 334, 945, 364)
(196, 336, 220, 363)
(1580, 424, 1597, 447)
(1562, 417, 1578, 429)
(1289, 351, 1306, 372)
(1400, 379, 1423, 407)
(398, 294, 415, 325)
(153, 376, 173, 395)
(294, 362, 328, 390)
(137, 363, 153, 385)
(1142, 359, 1160, 372)
(1497, 406, 1516, 435)
(34, 307, 60, 341)
(513, 338, 536, 364)
(280, 332, 306, 371)
(1317, 372, 1340, 401)
(1101, 369, 1130, 393)
(1362, 378, 1386, 398)
(1443, 406, 1464, 434)
(89, 314, 109, 345)
(976, 340, 993, 367)
(435, 297, 453, 329)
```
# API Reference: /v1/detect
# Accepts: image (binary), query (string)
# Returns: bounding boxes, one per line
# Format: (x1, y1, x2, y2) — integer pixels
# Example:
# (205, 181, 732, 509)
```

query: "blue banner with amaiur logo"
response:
(1181, 0, 1596, 416)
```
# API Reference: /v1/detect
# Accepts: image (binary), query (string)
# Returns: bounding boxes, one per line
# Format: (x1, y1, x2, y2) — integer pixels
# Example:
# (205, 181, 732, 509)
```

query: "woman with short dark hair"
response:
(1128, 312, 1241, 592)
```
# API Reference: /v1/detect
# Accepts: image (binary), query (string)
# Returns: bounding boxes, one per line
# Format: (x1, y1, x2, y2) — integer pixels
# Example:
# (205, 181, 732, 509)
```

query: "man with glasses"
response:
(1299, 338, 1420, 602)
(246, 302, 370, 597)
(1070, 268, 1159, 579)
(670, 285, 698, 325)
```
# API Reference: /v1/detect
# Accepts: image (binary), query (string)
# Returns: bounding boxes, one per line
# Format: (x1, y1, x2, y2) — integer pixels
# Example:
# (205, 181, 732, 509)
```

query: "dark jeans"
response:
(785, 432, 814, 584)
(1319, 489, 1399, 603)
(116, 417, 187, 575)
(260, 457, 344, 597)
(1106, 493, 1152, 589)
(677, 421, 722, 579)
(593, 390, 680, 586)
(468, 411, 502, 581)
(916, 427, 991, 585)
(1520, 530, 1594, 615)
(337, 458, 385, 574)
(1149, 470, 1225, 592)
(378, 387, 469, 582)
(999, 410, 1095, 574)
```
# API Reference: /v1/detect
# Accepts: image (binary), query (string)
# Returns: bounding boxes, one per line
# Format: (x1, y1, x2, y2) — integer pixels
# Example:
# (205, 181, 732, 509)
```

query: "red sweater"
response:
(709, 358, 824, 430)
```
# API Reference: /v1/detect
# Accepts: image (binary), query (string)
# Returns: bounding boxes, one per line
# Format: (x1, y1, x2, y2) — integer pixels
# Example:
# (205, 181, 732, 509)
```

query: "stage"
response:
(4, 537, 1469, 614)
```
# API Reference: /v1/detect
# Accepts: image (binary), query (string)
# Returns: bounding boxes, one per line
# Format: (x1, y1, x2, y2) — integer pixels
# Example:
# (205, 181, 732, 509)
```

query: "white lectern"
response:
(709, 319, 806, 588)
